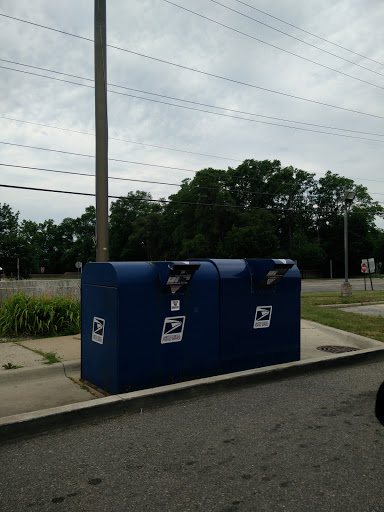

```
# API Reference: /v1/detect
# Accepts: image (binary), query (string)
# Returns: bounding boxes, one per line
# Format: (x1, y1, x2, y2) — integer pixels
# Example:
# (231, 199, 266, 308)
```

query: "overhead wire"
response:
(2, 157, 384, 195)
(0, 141, 198, 173)
(1, 13, 384, 120)
(107, 50, 384, 121)
(0, 163, 183, 188)
(0, 115, 242, 162)
(0, 12, 93, 42)
(3, 70, 384, 139)
(1, 183, 382, 215)
(3, 64, 384, 143)
(0, 183, 300, 211)
(207, 0, 384, 78)
(0, 162, 323, 199)
(162, 0, 384, 91)
(232, 0, 384, 69)
(0, 161, 324, 195)
(1, 10, 384, 205)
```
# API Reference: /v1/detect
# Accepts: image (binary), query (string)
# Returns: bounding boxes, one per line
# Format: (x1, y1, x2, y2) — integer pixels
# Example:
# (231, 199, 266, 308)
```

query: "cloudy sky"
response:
(1, 0, 384, 228)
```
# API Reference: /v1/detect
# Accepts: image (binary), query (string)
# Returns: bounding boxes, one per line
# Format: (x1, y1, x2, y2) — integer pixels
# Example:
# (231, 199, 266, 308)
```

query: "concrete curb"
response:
(0, 360, 80, 383)
(302, 319, 384, 349)
(2, 347, 384, 443)
(320, 301, 384, 309)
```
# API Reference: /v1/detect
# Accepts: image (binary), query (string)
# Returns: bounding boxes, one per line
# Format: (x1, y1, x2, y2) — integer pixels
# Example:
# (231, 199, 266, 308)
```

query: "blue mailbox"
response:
(191, 258, 301, 373)
(81, 258, 300, 394)
(81, 261, 220, 394)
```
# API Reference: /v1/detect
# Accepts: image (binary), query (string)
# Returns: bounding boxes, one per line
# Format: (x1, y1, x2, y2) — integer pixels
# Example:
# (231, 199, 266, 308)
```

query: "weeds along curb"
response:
(17, 344, 61, 365)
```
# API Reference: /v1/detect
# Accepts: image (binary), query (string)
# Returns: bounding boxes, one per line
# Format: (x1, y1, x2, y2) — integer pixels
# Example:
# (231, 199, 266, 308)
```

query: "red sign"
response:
(361, 263, 368, 273)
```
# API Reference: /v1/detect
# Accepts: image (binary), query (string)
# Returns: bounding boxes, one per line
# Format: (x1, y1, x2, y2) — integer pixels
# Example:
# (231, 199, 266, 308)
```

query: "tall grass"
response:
(0, 293, 80, 337)
(301, 290, 384, 342)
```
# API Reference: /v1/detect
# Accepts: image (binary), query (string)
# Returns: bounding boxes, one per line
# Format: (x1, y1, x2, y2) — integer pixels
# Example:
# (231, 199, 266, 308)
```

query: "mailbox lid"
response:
(201, 258, 301, 294)
(245, 258, 301, 293)
(82, 261, 161, 298)
(189, 259, 250, 294)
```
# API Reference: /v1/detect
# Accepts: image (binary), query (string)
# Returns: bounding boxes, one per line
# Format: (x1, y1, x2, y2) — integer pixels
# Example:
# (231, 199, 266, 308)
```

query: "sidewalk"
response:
(1, 319, 383, 440)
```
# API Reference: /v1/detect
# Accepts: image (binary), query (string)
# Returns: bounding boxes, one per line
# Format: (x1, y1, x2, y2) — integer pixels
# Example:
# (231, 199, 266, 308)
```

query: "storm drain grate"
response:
(317, 345, 359, 354)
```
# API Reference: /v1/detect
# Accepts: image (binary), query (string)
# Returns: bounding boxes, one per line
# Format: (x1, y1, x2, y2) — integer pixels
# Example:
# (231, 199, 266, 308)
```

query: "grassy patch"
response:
(0, 293, 80, 337)
(19, 345, 61, 365)
(301, 290, 384, 342)
(42, 351, 61, 365)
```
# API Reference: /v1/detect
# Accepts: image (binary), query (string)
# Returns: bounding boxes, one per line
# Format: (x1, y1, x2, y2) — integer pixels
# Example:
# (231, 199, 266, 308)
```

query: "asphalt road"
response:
(302, 277, 384, 292)
(1, 359, 384, 512)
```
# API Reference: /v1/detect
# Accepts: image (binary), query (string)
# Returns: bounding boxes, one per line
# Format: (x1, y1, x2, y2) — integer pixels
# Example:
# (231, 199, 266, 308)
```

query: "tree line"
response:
(1, 159, 384, 278)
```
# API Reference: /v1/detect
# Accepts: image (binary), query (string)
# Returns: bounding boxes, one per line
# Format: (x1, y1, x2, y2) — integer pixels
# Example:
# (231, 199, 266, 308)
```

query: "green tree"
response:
(59, 206, 96, 270)
(109, 191, 162, 261)
(164, 168, 237, 258)
(18, 220, 42, 275)
(0, 203, 20, 276)
(313, 172, 383, 276)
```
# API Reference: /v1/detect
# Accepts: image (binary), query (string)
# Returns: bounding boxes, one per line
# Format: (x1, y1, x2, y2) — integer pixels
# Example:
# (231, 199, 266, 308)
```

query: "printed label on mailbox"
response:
(161, 316, 186, 344)
(253, 306, 272, 329)
(92, 317, 105, 344)
(171, 299, 180, 311)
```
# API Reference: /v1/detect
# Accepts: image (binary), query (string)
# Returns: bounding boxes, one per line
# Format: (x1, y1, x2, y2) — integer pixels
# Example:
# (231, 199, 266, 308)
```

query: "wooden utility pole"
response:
(94, 0, 109, 262)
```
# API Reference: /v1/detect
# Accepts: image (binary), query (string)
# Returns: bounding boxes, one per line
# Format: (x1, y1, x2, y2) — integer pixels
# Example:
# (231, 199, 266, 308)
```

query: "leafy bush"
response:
(0, 293, 80, 337)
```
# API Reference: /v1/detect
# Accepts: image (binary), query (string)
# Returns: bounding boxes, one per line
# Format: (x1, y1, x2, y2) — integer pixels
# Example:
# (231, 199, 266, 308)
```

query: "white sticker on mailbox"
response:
(92, 316, 105, 344)
(171, 299, 180, 311)
(161, 316, 186, 344)
(253, 306, 272, 329)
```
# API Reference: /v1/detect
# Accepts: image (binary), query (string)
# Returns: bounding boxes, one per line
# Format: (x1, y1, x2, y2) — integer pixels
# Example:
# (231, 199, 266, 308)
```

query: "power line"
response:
(0, 183, 292, 211)
(4, 60, 384, 137)
(2, 13, 384, 120)
(3, 138, 384, 186)
(232, 0, 384, 69)
(1, 183, 382, 215)
(0, 115, 242, 162)
(0, 64, 95, 90)
(162, 0, 384, 91)
(106, 48, 384, 121)
(0, 161, 317, 193)
(0, 57, 94, 83)
(0, 140, 198, 173)
(0, 12, 93, 42)
(208, 0, 384, 79)
(0, 163, 183, 187)
(84, 90, 384, 142)
(0, 162, 316, 199)
(102, 85, 384, 138)
(2, 161, 384, 203)
(4, 64, 384, 144)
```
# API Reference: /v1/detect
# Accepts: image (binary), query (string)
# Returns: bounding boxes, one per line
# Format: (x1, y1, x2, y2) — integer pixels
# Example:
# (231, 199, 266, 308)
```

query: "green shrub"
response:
(0, 293, 80, 337)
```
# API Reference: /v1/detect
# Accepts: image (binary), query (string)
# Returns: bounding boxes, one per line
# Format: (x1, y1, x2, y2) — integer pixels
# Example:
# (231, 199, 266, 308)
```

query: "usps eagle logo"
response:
(161, 316, 186, 344)
(253, 306, 272, 329)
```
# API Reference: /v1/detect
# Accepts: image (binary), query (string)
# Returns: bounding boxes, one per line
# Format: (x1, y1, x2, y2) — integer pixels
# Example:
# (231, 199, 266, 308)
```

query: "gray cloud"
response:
(0, 0, 383, 227)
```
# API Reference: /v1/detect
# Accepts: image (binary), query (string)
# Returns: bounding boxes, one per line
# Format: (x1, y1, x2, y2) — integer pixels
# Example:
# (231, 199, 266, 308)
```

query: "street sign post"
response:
(361, 258, 374, 290)
(75, 261, 83, 278)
